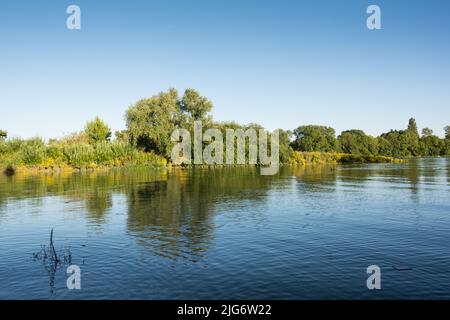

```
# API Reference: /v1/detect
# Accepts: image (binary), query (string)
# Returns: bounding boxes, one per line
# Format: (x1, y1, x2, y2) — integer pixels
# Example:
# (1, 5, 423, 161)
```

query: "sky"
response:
(1, 0, 449, 139)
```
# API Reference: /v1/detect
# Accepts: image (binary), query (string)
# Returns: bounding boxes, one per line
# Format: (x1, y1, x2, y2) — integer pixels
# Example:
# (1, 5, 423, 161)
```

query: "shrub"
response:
(84, 117, 111, 143)
(18, 138, 47, 165)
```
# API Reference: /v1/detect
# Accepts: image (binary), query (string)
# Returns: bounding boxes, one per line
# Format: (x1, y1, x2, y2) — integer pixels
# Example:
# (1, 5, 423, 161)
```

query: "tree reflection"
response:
(125, 167, 274, 261)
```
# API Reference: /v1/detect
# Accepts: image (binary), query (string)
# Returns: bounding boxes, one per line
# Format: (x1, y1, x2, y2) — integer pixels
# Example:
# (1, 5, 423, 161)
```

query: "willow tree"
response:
(125, 88, 215, 159)
(180, 88, 213, 123)
(126, 88, 181, 158)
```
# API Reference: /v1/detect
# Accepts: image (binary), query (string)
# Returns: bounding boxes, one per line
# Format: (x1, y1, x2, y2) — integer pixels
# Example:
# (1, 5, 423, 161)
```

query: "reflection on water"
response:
(0, 159, 449, 299)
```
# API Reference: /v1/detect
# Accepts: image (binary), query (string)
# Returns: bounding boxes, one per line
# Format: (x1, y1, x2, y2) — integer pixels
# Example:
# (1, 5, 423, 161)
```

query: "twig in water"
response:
(49, 228, 59, 264)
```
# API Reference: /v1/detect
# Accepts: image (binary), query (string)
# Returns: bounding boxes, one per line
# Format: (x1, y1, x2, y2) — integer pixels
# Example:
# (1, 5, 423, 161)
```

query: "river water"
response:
(0, 158, 449, 299)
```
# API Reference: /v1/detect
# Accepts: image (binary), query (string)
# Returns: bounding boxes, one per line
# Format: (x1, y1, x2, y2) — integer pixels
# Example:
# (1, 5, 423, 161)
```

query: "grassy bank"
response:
(0, 137, 166, 175)
(288, 151, 403, 166)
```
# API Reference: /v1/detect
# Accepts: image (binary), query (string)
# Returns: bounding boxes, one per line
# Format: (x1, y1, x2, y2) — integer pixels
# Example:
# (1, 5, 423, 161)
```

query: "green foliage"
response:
(114, 130, 129, 143)
(290, 118, 447, 160)
(0, 136, 165, 171)
(289, 151, 401, 166)
(379, 130, 410, 157)
(126, 88, 180, 158)
(276, 129, 293, 164)
(2, 86, 449, 174)
(338, 130, 376, 156)
(421, 128, 433, 137)
(18, 138, 47, 165)
(419, 135, 446, 156)
(291, 125, 339, 152)
(180, 89, 213, 122)
(407, 118, 419, 137)
(84, 117, 112, 143)
(445, 126, 450, 140)
(405, 118, 420, 155)
(125, 88, 215, 159)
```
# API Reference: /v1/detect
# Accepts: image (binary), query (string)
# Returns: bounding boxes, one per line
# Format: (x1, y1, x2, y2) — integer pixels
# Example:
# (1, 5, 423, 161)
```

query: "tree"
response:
(377, 136, 392, 156)
(291, 125, 339, 152)
(338, 130, 373, 155)
(407, 118, 419, 137)
(114, 130, 129, 143)
(0, 130, 7, 140)
(126, 88, 181, 157)
(405, 118, 420, 156)
(84, 117, 112, 143)
(379, 130, 410, 157)
(180, 89, 213, 123)
(419, 135, 445, 156)
(421, 128, 433, 138)
(445, 126, 450, 140)
(275, 129, 293, 164)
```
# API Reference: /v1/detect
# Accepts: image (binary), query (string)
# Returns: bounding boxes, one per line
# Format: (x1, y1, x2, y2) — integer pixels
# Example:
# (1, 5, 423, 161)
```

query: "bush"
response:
(18, 138, 46, 165)
(62, 143, 95, 166)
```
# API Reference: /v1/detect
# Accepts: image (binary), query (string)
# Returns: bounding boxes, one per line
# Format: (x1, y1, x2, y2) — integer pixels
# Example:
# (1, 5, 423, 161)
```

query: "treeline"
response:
(1, 88, 449, 173)
(291, 118, 450, 158)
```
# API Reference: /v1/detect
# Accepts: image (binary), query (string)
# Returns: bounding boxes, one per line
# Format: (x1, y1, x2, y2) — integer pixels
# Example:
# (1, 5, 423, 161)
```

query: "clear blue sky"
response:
(1, 0, 449, 138)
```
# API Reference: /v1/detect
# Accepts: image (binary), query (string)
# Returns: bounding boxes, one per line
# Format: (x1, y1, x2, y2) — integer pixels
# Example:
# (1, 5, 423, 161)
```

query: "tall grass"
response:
(0, 135, 166, 172)
(289, 151, 402, 166)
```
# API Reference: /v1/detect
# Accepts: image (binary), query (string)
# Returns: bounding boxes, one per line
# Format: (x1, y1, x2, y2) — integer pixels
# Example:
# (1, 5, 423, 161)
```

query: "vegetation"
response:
(292, 125, 338, 152)
(1, 88, 449, 175)
(0, 120, 166, 174)
(0, 130, 7, 140)
(291, 117, 449, 158)
(84, 117, 112, 143)
(289, 151, 401, 166)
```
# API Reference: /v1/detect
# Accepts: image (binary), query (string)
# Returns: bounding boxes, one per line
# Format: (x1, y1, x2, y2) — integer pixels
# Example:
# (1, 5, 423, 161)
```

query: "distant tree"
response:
(379, 130, 410, 157)
(126, 88, 181, 157)
(421, 128, 433, 137)
(367, 135, 379, 156)
(405, 118, 420, 156)
(445, 126, 450, 140)
(58, 131, 90, 145)
(419, 135, 446, 156)
(114, 130, 129, 143)
(445, 126, 450, 155)
(407, 118, 419, 137)
(291, 125, 339, 152)
(0, 130, 7, 140)
(275, 129, 293, 164)
(84, 117, 112, 143)
(377, 136, 392, 156)
(338, 130, 373, 155)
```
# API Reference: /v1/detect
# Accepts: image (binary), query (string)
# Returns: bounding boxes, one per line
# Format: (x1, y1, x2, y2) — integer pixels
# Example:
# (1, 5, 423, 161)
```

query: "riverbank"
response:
(288, 151, 403, 166)
(1, 150, 403, 176)
(0, 139, 167, 175)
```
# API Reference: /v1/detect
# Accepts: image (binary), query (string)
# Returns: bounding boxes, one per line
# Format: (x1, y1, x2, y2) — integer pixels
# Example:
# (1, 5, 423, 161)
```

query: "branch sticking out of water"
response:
(32, 229, 73, 294)
(49, 229, 59, 264)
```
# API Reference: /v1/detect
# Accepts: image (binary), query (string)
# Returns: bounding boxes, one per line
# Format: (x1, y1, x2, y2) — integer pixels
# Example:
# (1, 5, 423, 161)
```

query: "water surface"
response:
(0, 158, 449, 299)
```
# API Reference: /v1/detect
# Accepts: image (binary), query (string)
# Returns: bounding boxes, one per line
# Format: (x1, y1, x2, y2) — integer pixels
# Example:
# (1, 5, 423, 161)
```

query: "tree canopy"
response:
(421, 128, 433, 137)
(291, 125, 339, 152)
(338, 130, 377, 156)
(84, 117, 111, 143)
(0, 130, 7, 140)
(445, 126, 450, 140)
